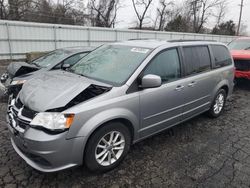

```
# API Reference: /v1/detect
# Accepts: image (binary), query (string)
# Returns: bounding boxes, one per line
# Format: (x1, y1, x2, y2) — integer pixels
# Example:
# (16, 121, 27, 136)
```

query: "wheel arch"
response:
(82, 116, 136, 165)
(212, 80, 230, 101)
(76, 107, 139, 156)
(220, 85, 229, 96)
(86, 118, 135, 143)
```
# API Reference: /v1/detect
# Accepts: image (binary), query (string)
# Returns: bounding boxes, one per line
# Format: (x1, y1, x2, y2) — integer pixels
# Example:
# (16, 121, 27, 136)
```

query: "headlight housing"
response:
(30, 112, 75, 131)
(10, 80, 26, 86)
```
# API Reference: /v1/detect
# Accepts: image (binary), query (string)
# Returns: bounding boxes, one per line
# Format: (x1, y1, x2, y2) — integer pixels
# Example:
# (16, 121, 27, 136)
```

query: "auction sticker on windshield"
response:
(131, 48, 150, 53)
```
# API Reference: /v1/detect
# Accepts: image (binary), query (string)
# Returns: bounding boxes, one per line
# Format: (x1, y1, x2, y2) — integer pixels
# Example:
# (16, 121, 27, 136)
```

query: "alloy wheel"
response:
(213, 93, 224, 114)
(95, 131, 125, 166)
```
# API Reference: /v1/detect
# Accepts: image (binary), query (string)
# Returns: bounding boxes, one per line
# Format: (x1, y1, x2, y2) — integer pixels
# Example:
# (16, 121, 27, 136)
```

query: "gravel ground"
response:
(0, 64, 250, 188)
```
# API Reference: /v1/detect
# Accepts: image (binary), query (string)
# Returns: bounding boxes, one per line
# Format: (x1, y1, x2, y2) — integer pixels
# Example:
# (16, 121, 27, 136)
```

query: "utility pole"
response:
(237, 0, 244, 35)
(192, 0, 198, 33)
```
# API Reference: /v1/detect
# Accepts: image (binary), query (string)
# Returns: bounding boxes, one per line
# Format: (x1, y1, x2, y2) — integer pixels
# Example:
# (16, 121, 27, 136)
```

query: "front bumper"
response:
(235, 70, 250, 80)
(6, 98, 86, 172)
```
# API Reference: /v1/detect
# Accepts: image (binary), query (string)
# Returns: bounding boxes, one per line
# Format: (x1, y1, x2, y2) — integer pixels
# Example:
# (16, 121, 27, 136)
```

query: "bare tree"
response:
(89, 0, 120, 27)
(31, 0, 54, 23)
(189, 0, 223, 33)
(53, 0, 75, 24)
(8, 0, 20, 20)
(6, 0, 34, 21)
(0, 0, 7, 19)
(156, 0, 173, 30)
(214, 0, 227, 26)
(132, 0, 153, 29)
(8, 0, 34, 20)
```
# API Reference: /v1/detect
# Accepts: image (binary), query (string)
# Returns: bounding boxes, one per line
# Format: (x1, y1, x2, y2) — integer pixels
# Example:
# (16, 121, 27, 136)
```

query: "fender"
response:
(211, 79, 230, 101)
(74, 108, 140, 141)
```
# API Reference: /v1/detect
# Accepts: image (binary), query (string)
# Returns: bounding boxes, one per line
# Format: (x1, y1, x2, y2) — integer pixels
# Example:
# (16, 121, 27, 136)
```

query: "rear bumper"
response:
(235, 70, 250, 80)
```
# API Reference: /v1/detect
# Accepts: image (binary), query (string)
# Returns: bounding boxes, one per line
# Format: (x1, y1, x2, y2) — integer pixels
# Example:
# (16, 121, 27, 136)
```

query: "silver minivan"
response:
(6, 40, 234, 172)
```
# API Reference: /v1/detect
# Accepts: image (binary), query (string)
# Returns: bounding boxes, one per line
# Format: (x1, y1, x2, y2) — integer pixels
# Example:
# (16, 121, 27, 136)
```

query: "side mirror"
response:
(62, 63, 71, 70)
(141, 74, 162, 89)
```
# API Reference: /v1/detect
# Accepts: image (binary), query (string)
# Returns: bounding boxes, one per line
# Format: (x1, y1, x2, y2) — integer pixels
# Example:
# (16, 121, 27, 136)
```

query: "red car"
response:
(228, 37, 250, 80)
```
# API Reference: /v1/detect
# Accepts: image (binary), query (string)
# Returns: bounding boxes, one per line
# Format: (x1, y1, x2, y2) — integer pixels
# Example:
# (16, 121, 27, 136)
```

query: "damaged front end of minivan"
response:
(6, 70, 112, 172)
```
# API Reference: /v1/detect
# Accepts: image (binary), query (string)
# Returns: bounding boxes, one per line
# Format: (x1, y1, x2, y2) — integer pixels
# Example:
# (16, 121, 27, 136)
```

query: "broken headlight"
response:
(30, 112, 75, 131)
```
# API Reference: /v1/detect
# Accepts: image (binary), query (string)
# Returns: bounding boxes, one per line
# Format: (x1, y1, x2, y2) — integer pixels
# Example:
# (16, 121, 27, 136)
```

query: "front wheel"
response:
(84, 122, 131, 172)
(208, 89, 227, 118)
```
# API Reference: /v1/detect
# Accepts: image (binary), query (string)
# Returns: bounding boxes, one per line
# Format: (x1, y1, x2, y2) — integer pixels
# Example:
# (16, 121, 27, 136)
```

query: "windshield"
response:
(70, 44, 152, 85)
(228, 39, 250, 50)
(32, 50, 73, 68)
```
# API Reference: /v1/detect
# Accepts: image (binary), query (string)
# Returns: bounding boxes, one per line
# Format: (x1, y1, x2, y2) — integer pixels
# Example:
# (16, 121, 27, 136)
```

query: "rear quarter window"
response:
(211, 45, 232, 68)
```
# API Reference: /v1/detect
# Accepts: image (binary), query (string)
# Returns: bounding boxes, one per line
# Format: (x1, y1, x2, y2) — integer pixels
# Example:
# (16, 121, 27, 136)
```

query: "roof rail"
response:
(167, 39, 217, 42)
(128, 38, 159, 41)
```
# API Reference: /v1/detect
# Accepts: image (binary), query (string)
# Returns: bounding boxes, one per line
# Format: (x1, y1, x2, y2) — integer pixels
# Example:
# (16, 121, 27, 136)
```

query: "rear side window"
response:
(183, 46, 211, 76)
(211, 45, 232, 68)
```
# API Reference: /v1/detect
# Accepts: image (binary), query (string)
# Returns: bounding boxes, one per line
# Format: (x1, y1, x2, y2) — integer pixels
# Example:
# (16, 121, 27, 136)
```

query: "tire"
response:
(84, 121, 131, 172)
(207, 89, 227, 118)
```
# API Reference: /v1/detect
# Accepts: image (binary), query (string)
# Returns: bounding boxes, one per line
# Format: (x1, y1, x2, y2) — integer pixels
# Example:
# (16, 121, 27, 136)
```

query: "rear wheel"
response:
(208, 89, 227, 118)
(84, 122, 131, 172)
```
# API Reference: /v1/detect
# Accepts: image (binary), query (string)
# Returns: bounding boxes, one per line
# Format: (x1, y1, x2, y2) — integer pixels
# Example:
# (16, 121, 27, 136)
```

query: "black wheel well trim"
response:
(82, 118, 135, 162)
(220, 85, 229, 96)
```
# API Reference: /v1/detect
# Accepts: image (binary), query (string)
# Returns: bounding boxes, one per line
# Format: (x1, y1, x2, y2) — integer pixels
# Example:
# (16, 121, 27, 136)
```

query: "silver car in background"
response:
(0, 47, 93, 96)
(6, 40, 234, 172)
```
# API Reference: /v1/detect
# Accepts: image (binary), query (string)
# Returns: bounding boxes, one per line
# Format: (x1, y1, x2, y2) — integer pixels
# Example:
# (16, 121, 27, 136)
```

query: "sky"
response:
(115, 0, 250, 35)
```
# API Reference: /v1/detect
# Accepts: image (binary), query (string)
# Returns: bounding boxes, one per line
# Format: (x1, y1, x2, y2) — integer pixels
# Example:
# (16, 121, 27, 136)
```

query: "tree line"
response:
(0, 0, 247, 36)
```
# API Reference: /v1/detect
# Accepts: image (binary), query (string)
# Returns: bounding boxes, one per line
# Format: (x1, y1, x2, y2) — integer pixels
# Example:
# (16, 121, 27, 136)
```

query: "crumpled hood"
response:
(7, 61, 39, 78)
(19, 70, 110, 112)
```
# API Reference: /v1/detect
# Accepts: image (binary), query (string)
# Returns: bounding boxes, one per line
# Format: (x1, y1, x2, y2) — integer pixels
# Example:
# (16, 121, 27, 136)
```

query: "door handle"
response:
(188, 81, 196, 87)
(175, 85, 184, 91)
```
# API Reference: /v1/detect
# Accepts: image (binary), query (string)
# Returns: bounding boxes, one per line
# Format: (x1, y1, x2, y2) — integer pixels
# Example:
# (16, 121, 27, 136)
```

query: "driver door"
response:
(139, 48, 185, 138)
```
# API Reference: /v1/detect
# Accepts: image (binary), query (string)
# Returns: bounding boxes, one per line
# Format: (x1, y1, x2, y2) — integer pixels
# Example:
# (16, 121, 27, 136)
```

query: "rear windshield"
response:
(70, 44, 152, 85)
(228, 39, 250, 50)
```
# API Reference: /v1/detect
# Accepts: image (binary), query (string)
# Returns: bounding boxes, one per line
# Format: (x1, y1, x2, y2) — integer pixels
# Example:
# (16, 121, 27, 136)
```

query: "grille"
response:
(234, 59, 250, 71)
(14, 98, 23, 109)
(22, 106, 37, 119)
(16, 118, 29, 130)
(11, 108, 30, 130)
(12, 108, 18, 116)
(8, 97, 37, 132)
(14, 98, 37, 119)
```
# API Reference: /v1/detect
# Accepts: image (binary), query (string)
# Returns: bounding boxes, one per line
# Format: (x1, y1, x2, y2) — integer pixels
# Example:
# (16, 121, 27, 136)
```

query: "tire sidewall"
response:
(84, 122, 131, 172)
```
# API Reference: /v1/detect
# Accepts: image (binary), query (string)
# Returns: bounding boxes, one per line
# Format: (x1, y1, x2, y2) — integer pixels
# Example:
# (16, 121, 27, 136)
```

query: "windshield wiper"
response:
(66, 69, 91, 78)
(77, 73, 92, 79)
(66, 68, 75, 73)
